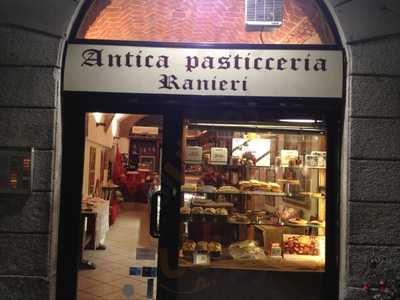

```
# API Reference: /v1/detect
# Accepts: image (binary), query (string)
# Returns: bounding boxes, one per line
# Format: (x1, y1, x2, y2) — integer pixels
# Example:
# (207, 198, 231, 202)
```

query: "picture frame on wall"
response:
(139, 155, 155, 172)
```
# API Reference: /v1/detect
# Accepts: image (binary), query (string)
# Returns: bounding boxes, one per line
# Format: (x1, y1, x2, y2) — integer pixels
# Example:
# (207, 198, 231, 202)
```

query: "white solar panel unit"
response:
(245, 0, 283, 26)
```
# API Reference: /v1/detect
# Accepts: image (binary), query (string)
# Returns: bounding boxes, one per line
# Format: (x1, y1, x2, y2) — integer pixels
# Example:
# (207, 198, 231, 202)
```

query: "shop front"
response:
(59, 37, 344, 300)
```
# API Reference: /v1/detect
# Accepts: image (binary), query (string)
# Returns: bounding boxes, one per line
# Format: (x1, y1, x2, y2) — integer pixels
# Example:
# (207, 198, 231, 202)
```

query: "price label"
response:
(185, 146, 203, 164)
(210, 147, 228, 165)
(193, 252, 210, 265)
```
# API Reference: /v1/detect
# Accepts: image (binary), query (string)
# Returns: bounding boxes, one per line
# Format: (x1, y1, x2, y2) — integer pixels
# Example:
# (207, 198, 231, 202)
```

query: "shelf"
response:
(181, 218, 325, 228)
(185, 163, 325, 170)
(179, 255, 324, 273)
(181, 190, 286, 197)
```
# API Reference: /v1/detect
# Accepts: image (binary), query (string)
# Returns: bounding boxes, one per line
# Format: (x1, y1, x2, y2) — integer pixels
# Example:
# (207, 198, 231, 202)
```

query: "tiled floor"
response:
(78, 203, 158, 300)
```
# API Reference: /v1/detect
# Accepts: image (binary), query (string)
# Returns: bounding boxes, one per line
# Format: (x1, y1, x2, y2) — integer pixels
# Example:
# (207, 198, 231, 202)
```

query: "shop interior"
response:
(77, 112, 162, 300)
(179, 119, 327, 272)
(76, 112, 327, 299)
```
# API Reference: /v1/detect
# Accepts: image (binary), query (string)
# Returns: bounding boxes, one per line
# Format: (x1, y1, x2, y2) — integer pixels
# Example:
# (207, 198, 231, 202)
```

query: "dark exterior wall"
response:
(0, 0, 399, 299)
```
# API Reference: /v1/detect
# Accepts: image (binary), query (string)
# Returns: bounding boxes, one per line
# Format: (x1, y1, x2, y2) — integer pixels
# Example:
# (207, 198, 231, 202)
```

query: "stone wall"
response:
(0, 1, 83, 299)
(0, 0, 399, 299)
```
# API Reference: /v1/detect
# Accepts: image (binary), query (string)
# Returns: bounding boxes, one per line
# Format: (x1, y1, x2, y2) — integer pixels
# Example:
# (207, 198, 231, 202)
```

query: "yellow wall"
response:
(82, 114, 114, 198)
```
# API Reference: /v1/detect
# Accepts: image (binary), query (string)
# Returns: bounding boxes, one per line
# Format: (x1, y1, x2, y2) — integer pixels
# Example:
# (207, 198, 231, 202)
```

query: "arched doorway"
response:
(58, 1, 344, 300)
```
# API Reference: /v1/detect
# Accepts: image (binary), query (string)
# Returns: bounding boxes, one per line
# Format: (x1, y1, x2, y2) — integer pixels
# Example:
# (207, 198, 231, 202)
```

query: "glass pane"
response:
(179, 119, 326, 272)
(78, 113, 162, 300)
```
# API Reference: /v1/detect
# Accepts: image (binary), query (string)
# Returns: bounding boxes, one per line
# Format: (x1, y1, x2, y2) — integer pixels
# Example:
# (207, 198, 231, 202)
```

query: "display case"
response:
(179, 120, 327, 272)
(128, 135, 161, 172)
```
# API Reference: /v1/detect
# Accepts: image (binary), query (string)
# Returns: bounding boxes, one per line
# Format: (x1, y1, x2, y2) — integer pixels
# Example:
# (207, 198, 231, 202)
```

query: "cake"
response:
(191, 206, 204, 222)
(208, 241, 222, 257)
(204, 207, 216, 222)
(198, 185, 217, 193)
(181, 183, 197, 192)
(182, 240, 196, 256)
(217, 185, 240, 193)
(196, 241, 209, 253)
(215, 208, 228, 222)
(180, 206, 191, 222)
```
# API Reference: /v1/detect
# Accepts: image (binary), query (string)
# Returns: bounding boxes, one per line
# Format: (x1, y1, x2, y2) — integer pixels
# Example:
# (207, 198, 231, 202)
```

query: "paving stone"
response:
(0, 0, 79, 37)
(0, 67, 58, 108)
(349, 160, 400, 203)
(349, 202, 400, 245)
(349, 36, 400, 76)
(0, 108, 55, 149)
(350, 76, 400, 118)
(0, 193, 50, 233)
(0, 233, 49, 276)
(333, 0, 400, 43)
(0, 26, 62, 67)
(0, 276, 50, 300)
(350, 118, 400, 159)
(348, 245, 400, 287)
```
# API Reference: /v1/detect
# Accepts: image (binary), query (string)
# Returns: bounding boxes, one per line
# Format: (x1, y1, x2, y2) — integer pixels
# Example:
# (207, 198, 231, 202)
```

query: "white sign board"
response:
(132, 126, 158, 135)
(232, 138, 271, 166)
(210, 147, 228, 165)
(63, 43, 343, 98)
(280, 150, 299, 167)
(185, 146, 203, 164)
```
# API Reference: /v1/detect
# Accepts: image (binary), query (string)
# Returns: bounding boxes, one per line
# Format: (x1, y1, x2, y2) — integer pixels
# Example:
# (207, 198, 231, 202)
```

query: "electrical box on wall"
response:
(245, 0, 284, 27)
(0, 147, 34, 194)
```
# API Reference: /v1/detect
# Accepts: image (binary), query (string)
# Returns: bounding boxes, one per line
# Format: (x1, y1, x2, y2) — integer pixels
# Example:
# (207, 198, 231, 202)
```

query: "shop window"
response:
(180, 119, 327, 272)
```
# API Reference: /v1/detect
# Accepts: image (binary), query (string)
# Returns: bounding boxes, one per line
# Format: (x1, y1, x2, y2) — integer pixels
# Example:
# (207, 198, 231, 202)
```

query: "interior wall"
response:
(0, 0, 399, 299)
(117, 137, 130, 155)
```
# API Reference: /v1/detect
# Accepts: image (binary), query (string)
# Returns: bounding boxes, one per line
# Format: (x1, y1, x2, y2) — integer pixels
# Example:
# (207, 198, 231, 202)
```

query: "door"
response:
(57, 94, 181, 300)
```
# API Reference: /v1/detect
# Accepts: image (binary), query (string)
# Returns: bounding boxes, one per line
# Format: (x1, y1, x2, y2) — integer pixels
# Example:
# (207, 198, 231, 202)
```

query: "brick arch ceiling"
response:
(77, 0, 336, 44)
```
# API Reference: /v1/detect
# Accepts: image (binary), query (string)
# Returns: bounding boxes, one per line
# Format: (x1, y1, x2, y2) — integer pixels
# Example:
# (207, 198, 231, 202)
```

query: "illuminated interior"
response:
(180, 119, 327, 272)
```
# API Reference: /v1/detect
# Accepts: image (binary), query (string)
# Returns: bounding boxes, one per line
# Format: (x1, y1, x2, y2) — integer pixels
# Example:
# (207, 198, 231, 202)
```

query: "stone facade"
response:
(0, 0, 399, 299)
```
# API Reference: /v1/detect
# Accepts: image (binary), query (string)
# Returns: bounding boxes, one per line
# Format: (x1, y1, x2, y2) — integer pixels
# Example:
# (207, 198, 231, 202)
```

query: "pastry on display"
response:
(288, 218, 308, 225)
(215, 208, 228, 222)
(182, 240, 196, 256)
(239, 180, 281, 193)
(180, 206, 191, 222)
(196, 241, 209, 253)
(191, 206, 204, 222)
(228, 213, 250, 224)
(269, 182, 282, 193)
(247, 210, 266, 224)
(283, 235, 320, 256)
(310, 220, 326, 227)
(181, 183, 197, 192)
(228, 240, 266, 260)
(208, 241, 222, 257)
(198, 185, 217, 193)
(192, 198, 215, 206)
(217, 185, 240, 193)
(277, 179, 301, 186)
(204, 207, 217, 221)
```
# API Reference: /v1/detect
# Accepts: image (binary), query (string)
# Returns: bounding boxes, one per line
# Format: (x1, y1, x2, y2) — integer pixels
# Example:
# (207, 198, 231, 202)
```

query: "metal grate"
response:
(245, 0, 283, 26)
